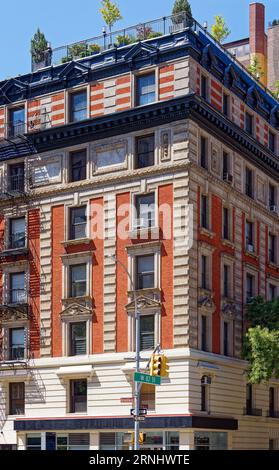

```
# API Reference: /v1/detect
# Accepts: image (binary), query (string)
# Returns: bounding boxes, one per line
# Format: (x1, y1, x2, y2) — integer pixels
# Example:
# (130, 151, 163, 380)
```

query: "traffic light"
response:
(160, 355, 169, 377)
(139, 433, 146, 444)
(150, 354, 169, 377)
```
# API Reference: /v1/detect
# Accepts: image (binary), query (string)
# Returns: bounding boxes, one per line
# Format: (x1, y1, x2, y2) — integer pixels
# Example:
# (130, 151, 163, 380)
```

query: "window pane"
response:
(26, 435, 41, 450)
(9, 107, 25, 136)
(10, 273, 26, 303)
(137, 255, 155, 289)
(9, 382, 25, 415)
(140, 315, 154, 350)
(136, 135, 155, 168)
(137, 74, 155, 106)
(70, 322, 86, 356)
(10, 328, 25, 360)
(70, 380, 87, 413)
(70, 206, 87, 240)
(70, 150, 87, 182)
(70, 264, 87, 297)
(136, 194, 155, 228)
(70, 92, 87, 122)
(10, 218, 25, 249)
(8, 163, 24, 192)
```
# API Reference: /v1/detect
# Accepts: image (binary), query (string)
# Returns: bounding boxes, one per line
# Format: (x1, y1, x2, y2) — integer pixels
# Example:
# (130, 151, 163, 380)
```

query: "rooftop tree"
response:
(100, 0, 122, 40)
(172, 0, 193, 26)
(211, 15, 230, 43)
(31, 28, 48, 64)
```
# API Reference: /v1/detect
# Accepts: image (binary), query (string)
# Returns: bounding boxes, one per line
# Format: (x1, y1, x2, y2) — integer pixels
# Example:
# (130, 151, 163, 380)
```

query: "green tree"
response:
(172, 0, 193, 26)
(248, 55, 264, 79)
(100, 0, 122, 36)
(271, 80, 279, 99)
(211, 15, 230, 43)
(243, 297, 279, 383)
(31, 28, 48, 64)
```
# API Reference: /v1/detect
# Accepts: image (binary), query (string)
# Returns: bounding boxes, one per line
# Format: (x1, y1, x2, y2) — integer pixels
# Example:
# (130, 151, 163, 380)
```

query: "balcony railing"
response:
(7, 121, 26, 138)
(7, 175, 25, 193)
(8, 233, 26, 250)
(244, 407, 263, 416)
(8, 289, 28, 305)
(268, 410, 279, 418)
(0, 346, 32, 363)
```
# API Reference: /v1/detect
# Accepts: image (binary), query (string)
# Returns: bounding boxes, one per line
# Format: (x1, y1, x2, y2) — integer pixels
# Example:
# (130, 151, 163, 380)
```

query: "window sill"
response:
(128, 287, 161, 296)
(267, 261, 279, 270)
(244, 250, 258, 260)
(62, 296, 91, 304)
(61, 238, 92, 247)
(221, 239, 235, 249)
(128, 226, 160, 239)
(199, 227, 215, 239)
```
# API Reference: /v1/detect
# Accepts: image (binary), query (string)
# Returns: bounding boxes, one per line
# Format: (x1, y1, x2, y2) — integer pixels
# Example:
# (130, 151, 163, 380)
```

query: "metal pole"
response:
(106, 254, 141, 450)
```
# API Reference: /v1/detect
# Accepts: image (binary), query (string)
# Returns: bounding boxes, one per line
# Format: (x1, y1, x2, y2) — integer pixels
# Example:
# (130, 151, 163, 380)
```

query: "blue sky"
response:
(3, 0, 279, 79)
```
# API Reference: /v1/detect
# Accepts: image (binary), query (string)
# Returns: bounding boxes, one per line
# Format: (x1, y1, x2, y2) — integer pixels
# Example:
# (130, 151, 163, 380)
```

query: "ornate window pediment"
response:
(60, 302, 93, 320)
(0, 304, 29, 324)
(2, 78, 28, 100)
(125, 294, 161, 313)
(124, 42, 158, 62)
(59, 61, 90, 81)
(201, 44, 223, 77)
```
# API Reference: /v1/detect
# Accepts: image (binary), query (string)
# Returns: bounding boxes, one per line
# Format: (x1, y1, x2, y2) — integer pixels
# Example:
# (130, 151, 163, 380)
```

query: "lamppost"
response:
(107, 254, 141, 450)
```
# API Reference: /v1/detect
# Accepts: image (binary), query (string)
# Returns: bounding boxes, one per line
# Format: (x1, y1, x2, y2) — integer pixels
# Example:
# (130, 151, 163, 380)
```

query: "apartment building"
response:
(0, 12, 279, 450)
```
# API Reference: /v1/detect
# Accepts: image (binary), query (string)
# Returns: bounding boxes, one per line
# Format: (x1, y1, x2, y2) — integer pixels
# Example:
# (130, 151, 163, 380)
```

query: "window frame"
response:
(8, 216, 26, 250)
(69, 205, 88, 241)
(68, 88, 88, 123)
(68, 148, 87, 183)
(135, 71, 157, 107)
(135, 134, 155, 169)
(9, 382, 25, 416)
(69, 379, 87, 414)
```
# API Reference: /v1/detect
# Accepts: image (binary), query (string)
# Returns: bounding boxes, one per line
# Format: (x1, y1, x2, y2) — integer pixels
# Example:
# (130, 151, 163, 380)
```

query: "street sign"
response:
(134, 372, 161, 385)
(134, 416, 146, 422)
(130, 408, 147, 417)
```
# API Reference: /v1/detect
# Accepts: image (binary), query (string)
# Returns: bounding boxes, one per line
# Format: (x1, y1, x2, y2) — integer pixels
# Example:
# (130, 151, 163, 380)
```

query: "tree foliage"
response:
(243, 297, 279, 384)
(100, 0, 122, 33)
(211, 15, 230, 43)
(248, 55, 264, 79)
(172, 0, 193, 26)
(31, 28, 48, 64)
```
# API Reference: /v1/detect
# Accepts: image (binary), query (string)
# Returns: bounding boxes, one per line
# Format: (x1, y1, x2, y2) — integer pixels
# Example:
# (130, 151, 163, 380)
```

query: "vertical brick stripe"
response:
(51, 205, 64, 357)
(210, 79, 222, 111)
(28, 99, 41, 132)
(116, 193, 130, 352)
(116, 75, 131, 112)
(91, 197, 104, 354)
(159, 184, 174, 349)
(28, 209, 41, 358)
(51, 92, 65, 126)
(0, 107, 5, 139)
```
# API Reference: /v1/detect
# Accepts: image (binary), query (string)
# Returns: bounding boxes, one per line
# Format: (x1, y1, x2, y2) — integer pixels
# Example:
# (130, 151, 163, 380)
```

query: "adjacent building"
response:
(0, 11, 279, 450)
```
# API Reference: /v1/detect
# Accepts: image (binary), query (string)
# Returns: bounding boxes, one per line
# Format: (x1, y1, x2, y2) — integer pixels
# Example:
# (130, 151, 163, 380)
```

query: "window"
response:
(140, 383, 155, 411)
(269, 184, 276, 209)
(70, 264, 87, 298)
(70, 322, 86, 356)
(269, 233, 277, 264)
(269, 130, 276, 153)
(245, 220, 254, 250)
(200, 136, 208, 169)
(70, 206, 87, 240)
(245, 167, 253, 198)
(269, 284, 277, 301)
(135, 193, 155, 229)
(56, 434, 90, 451)
(136, 73, 156, 106)
(201, 315, 208, 351)
(223, 93, 229, 117)
(222, 151, 232, 180)
(8, 107, 25, 137)
(201, 75, 208, 100)
(245, 112, 253, 135)
(246, 273, 255, 303)
(246, 383, 253, 413)
(201, 255, 208, 290)
(136, 255, 154, 290)
(26, 434, 41, 451)
(201, 380, 209, 412)
(223, 321, 229, 356)
(135, 135, 155, 168)
(69, 90, 87, 123)
(223, 265, 230, 298)
(9, 217, 26, 249)
(8, 163, 24, 192)
(69, 380, 87, 413)
(194, 432, 227, 450)
(69, 149, 87, 182)
(139, 315, 154, 350)
(223, 207, 230, 240)
(9, 382, 25, 415)
(9, 327, 25, 360)
(269, 387, 275, 417)
(201, 194, 209, 229)
(9, 272, 26, 304)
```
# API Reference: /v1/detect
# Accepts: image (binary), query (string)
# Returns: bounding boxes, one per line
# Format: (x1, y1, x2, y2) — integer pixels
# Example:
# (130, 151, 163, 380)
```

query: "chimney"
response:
(249, 3, 267, 85)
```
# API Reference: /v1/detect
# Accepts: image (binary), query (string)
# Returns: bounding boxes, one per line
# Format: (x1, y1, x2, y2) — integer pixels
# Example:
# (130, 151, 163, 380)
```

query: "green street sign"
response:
(134, 372, 161, 386)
